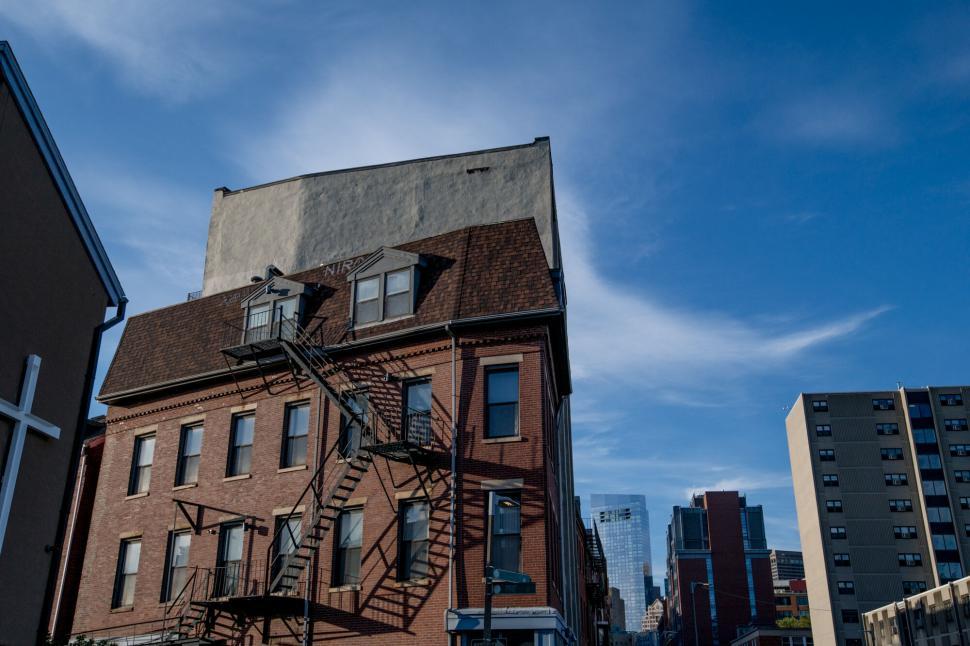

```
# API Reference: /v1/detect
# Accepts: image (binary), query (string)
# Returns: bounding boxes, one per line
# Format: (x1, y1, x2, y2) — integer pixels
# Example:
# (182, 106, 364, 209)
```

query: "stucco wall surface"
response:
(203, 138, 558, 295)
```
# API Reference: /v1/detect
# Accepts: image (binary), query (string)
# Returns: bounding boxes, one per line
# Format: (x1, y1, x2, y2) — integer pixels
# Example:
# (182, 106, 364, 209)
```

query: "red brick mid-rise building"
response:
(57, 140, 588, 645)
(666, 492, 776, 646)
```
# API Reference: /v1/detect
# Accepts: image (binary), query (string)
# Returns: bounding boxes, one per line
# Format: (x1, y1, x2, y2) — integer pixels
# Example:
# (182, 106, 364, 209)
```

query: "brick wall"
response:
(69, 326, 566, 644)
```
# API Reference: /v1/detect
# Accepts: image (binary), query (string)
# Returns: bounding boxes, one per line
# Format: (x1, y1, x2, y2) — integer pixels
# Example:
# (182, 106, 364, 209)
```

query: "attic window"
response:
(239, 278, 309, 344)
(348, 248, 422, 327)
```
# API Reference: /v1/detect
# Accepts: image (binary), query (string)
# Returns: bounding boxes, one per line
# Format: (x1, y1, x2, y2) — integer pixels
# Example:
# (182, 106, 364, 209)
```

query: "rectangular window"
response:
(384, 269, 412, 319)
(490, 491, 522, 573)
(956, 470, 970, 483)
(889, 499, 913, 512)
(842, 609, 860, 623)
(834, 553, 851, 567)
(965, 524, 970, 538)
(338, 393, 367, 459)
(112, 538, 141, 608)
(244, 302, 272, 343)
(485, 366, 519, 438)
(899, 553, 923, 566)
(919, 454, 942, 469)
(812, 400, 829, 412)
(910, 403, 933, 419)
(939, 562, 964, 581)
(163, 531, 191, 601)
(903, 581, 928, 595)
(838, 581, 855, 595)
(815, 424, 832, 437)
(216, 522, 244, 597)
(282, 402, 309, 468)
(398, 500, 430, 581)
(272, 514, 302, 583)
(924, 480, 948, 495)
(873, 398, 895, 411)
(952, 444, 970, 457)
(946, 419, 969, 432)
(962, 497, 970, 510)
(403, 379, 432, 445)
(881, 448, 904, 461)
(894, 526, 918, 539)
(933, 533, 958, 550)
(354, 276, 380, 324)
(823, 474, 839, 487)
(227, 413, 254, 477)
(176, 423, 204, 486)
(831, 526, 847, 539)
(826, 500, 843, 513)
(818, 449, 835, 461)
(941, 394, 964, 407)
(334, 508, 363, 586)
(927, 507, 952, 522)
(128, 434, 155, 495)
(876, 423, 900, 435)
(914, 428, 937, 443)
(885, 473, 909, 486)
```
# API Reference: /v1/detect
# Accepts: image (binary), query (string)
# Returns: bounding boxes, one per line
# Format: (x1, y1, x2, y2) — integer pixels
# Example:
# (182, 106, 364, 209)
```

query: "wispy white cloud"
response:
(759, 90, 896, 148)
(559, 193, 890, 396)
(0, 0, 249, 101)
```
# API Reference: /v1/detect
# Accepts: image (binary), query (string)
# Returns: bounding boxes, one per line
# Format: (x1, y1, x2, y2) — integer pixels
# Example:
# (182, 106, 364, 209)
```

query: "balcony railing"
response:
(403, 408, 432, 445)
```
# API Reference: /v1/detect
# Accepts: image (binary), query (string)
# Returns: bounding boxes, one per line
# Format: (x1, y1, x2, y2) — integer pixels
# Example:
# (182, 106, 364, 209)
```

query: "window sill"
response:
(352, 314, 415, 331)
(172, 483, 198, 491)
(111, 606, 134, 614)
(391, 578, 432, 588)
(224, 473, 251, 482)
(125, 491, 149, 501)
(328, 585, 361, 593)
(483, 436, 524, 444)
(278, 464, 307, 473)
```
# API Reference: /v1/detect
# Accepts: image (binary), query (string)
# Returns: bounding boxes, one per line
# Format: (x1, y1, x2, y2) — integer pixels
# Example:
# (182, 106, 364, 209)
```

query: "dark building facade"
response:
(61, 141, 588, 645)
(0, 42, 125, 644)
(666, 492, 775, 646)
(769, 549, 805, 583)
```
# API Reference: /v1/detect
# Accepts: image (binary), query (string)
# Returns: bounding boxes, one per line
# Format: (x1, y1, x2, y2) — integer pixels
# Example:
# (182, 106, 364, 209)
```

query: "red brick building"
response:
(59, 141, 586, 645)
(666, 492, 776, 646)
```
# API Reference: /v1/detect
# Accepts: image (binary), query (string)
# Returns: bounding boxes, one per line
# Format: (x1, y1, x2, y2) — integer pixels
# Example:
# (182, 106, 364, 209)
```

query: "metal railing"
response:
(403, 409, 432, 445)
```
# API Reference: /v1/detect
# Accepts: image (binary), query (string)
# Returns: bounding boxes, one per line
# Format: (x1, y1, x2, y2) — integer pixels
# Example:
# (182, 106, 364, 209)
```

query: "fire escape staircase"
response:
(199, 315, 438, 640)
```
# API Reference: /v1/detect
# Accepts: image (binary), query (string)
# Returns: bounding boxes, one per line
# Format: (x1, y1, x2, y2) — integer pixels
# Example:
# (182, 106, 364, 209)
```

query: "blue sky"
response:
(4, 2, 970, 566)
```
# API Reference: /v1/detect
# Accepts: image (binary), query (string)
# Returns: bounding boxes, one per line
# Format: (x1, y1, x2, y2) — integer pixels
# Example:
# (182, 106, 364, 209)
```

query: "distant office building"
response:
(642, 597, 665, 632)
(770, 549, 805, 582)
(863, 573, 970, 644)
(666, 492, 775, 645)
(787, 388, 970, 646)
(610, 586, 627, 632)
(591, 494, 652, 632)
(773, 579, 810, 619)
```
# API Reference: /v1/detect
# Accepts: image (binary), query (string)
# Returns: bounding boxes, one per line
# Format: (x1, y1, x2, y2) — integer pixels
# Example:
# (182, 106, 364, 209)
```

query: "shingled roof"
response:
(99, 218, 561, 402)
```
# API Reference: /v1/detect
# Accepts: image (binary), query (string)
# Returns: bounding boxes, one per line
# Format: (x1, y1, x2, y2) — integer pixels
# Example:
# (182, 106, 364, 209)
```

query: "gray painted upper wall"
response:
(202, 137, 560, 295)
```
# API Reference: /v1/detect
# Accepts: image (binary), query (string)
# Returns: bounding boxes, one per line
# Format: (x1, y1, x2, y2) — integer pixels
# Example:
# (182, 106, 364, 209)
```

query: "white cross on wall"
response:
(0, 355, 60, 555)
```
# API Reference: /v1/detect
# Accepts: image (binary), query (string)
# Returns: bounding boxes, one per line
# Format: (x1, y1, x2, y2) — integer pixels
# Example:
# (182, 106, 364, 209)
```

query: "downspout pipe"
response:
(445, 322, 458, 643)
(42, 296, 127, 642)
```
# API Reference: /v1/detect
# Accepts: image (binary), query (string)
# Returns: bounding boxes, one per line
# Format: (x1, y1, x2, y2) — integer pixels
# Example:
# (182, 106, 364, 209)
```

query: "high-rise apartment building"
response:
(590, 494, 652, 632)
(787, 387, 970, 646)
(58, 139, 589, 645)
(770, 549, 805, 582)
(666, 491, 775, 646)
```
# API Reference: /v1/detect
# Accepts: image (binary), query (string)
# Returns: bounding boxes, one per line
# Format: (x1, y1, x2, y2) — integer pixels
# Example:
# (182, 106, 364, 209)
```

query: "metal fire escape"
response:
(173, 310, 439, 644)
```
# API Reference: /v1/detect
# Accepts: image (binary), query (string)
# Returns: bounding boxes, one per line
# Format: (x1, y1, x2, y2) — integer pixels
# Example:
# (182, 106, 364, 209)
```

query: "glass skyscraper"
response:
(590, 494, 651, 633)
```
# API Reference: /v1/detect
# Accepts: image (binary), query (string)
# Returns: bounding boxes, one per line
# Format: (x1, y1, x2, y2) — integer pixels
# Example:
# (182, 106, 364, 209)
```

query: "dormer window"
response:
(348, 247, 422, 327)
(240, 277, 309, 344)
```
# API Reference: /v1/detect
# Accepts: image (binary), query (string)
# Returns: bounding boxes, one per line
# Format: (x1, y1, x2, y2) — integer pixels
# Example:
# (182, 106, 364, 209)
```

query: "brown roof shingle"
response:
(99, 218, 559, 401)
